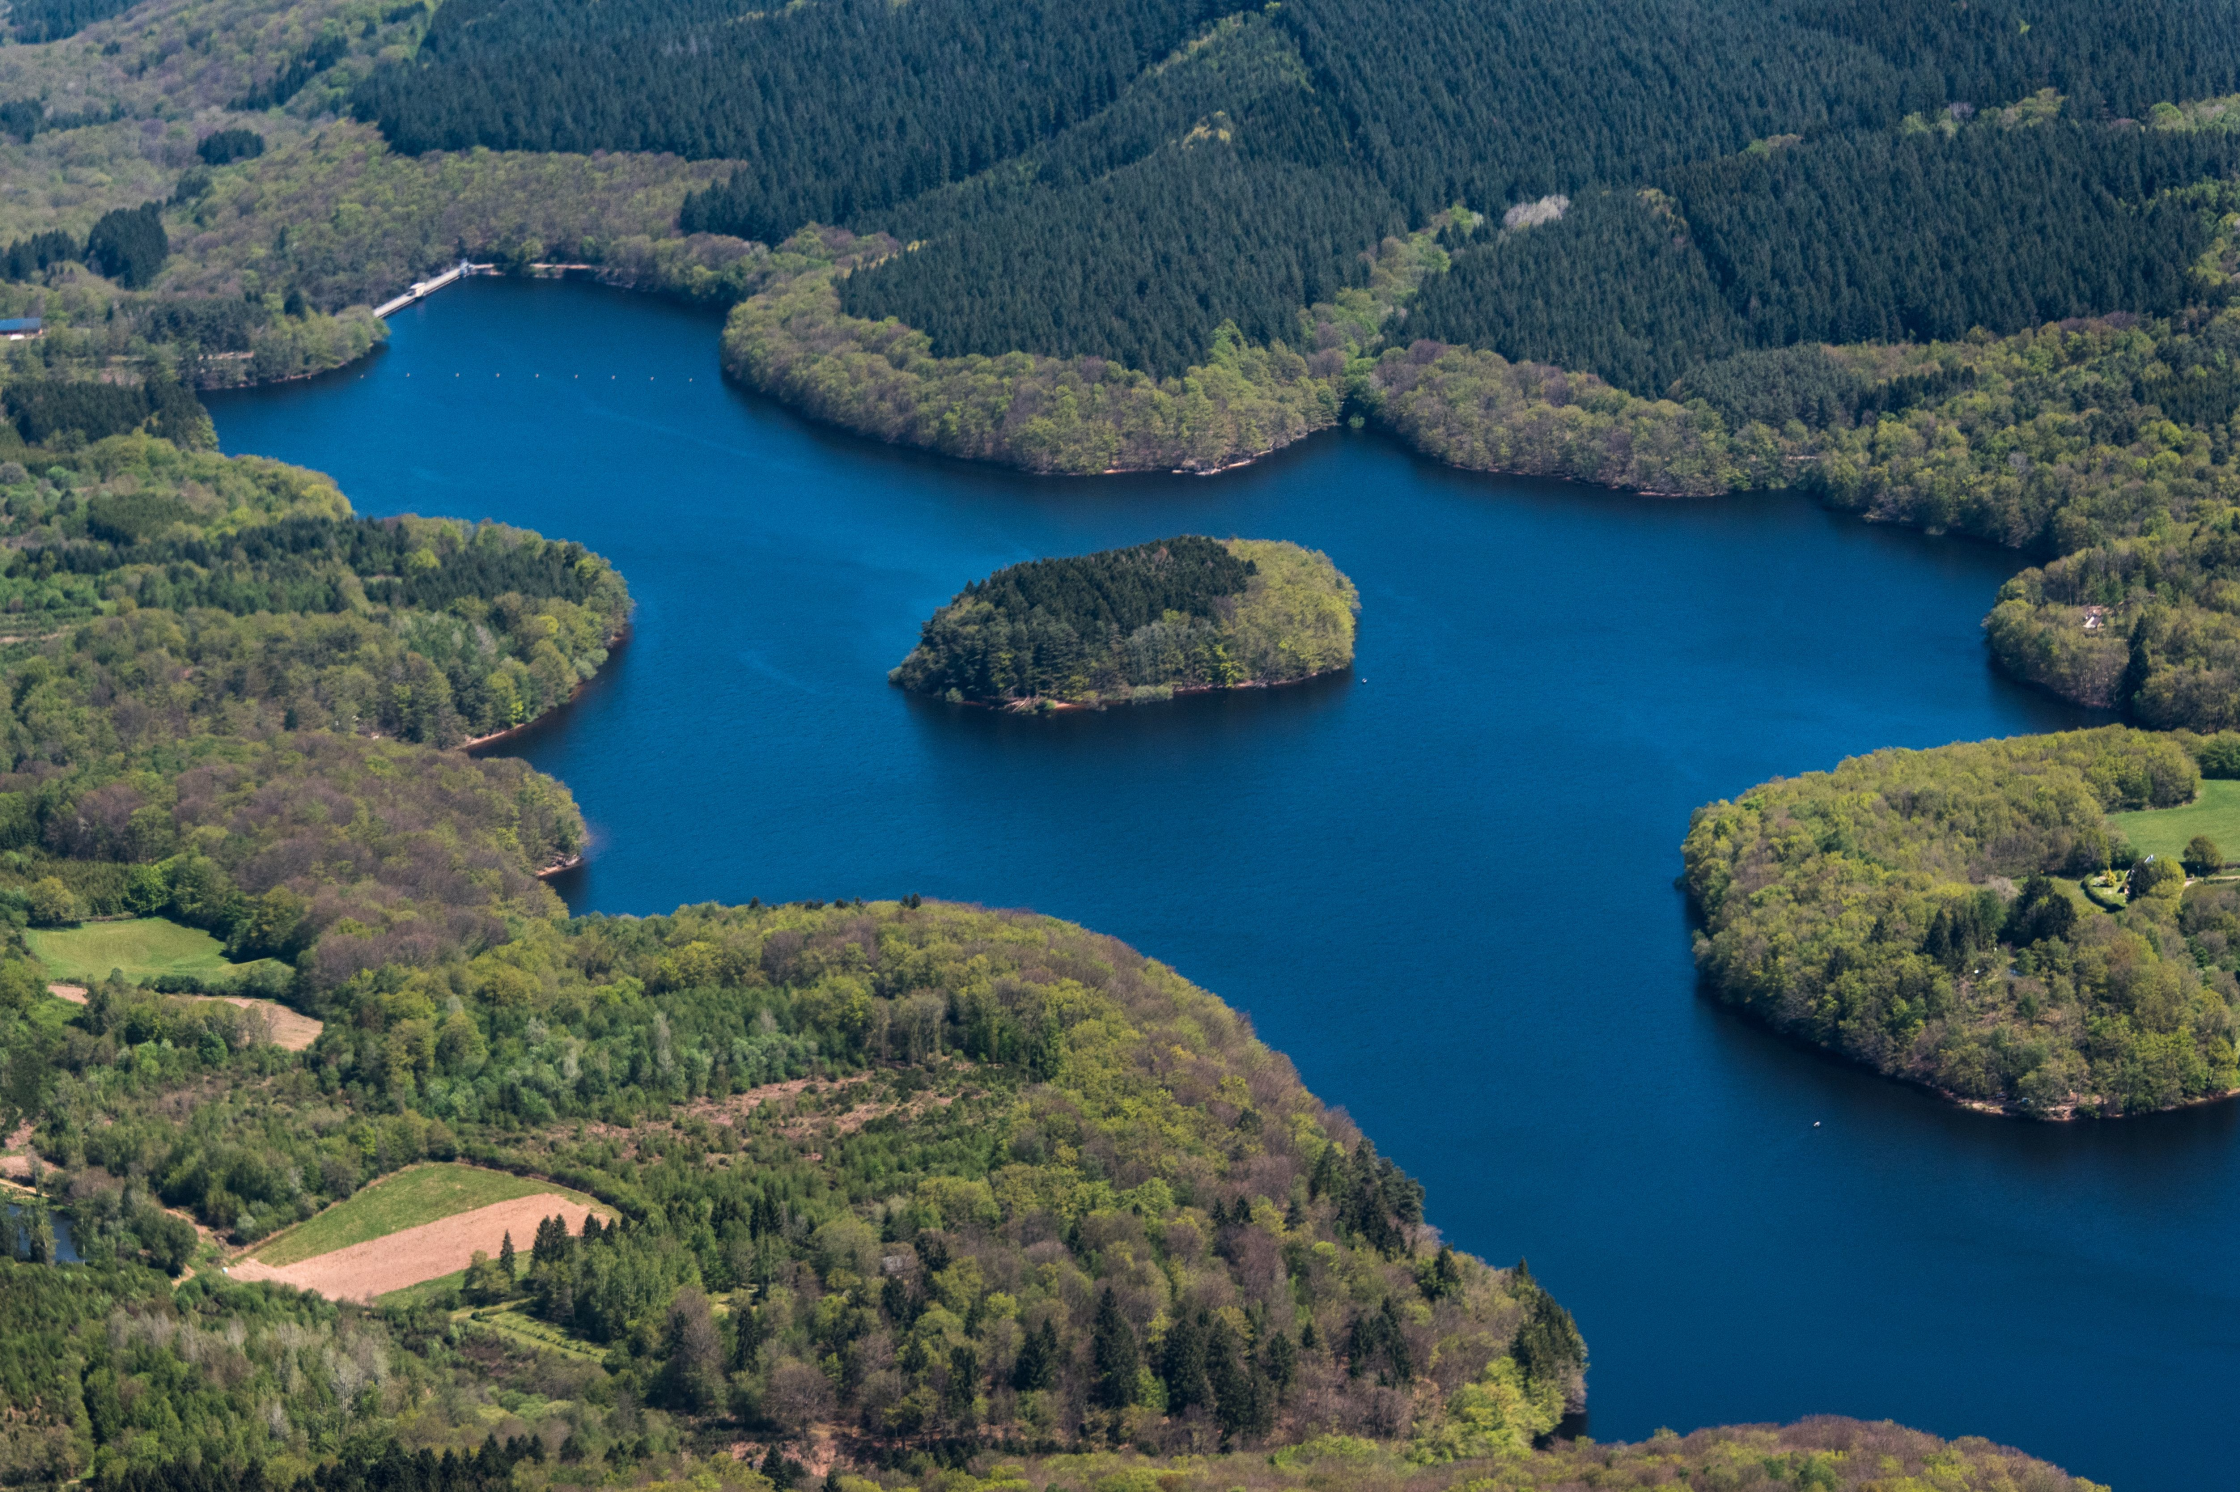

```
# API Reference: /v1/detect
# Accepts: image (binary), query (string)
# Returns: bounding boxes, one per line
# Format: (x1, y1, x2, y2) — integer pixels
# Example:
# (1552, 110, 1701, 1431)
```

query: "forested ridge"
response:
(340, 0, 2240, 384)
(891, 537, 1358, 705)
(3, 893, 2096, 1492)
(1407, 111, 2240, 392)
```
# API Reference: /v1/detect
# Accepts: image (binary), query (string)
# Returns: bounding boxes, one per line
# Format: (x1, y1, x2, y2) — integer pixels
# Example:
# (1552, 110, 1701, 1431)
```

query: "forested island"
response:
(891, 537, 1358, 708)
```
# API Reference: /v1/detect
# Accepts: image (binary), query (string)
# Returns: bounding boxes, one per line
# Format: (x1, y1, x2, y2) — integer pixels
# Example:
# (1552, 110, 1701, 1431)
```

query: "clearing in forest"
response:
(249, 1162, 603, 1268)
(2107, 778, 2240, 866)
(26, 916, 240, 984)
(229, 1192, 604, 1303)
(42, 979, 322, 1050)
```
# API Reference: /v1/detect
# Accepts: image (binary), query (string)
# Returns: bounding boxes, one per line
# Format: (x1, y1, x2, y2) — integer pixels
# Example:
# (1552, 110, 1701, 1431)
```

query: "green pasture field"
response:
(25, 917, 234, 983)
(2107, 778, 2240, 868)
(254, 1163, 605, 1267)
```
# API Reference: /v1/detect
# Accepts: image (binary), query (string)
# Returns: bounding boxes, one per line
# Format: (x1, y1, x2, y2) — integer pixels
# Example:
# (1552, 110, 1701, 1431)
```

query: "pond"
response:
(210, 279, 2233, 1491)
(5, 1201, 79, 1263)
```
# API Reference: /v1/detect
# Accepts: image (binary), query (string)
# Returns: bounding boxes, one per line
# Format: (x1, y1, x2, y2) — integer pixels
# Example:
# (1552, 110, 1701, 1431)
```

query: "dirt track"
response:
(226, 1193, 598, 1302)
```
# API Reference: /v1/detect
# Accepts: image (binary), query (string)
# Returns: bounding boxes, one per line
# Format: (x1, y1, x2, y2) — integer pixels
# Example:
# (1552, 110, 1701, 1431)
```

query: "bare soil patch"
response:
(224, 1193, 597, 1302)
(211, 995, 324, 1050)
(43, 982, 322, 1049)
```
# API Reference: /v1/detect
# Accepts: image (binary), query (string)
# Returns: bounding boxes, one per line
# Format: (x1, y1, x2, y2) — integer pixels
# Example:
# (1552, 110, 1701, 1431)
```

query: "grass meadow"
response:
(26, 917, 235, 984)
(2108, 778, 2240, 866)
(254, 1163, 603, 1267)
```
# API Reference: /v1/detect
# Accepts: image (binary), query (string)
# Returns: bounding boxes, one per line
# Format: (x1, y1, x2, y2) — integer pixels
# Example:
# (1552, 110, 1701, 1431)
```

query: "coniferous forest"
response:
(343, 0, 2240, 378)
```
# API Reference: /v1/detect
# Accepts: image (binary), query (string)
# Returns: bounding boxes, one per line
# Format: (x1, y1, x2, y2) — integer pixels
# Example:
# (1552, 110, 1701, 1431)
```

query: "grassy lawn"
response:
(2108, 778, 2240, 867)
(25, 917, 235, 984)
(254, 1163, 603, 1267)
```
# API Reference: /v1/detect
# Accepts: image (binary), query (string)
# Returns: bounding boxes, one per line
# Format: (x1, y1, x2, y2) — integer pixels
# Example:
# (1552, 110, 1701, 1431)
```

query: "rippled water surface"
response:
(210, 279, 2236, 1491)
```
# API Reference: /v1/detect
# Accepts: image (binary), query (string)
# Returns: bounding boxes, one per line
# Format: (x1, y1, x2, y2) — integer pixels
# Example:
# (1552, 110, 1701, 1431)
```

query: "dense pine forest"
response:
(339, 0, 2240, 380)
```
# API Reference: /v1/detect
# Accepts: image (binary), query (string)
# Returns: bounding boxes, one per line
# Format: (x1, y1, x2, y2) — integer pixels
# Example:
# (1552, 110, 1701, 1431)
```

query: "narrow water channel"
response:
(210, 279, 2231, 1491)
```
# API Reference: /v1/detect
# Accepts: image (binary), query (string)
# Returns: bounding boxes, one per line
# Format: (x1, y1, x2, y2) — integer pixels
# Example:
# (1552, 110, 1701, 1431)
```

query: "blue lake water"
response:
(209, 279, 2236, 1491)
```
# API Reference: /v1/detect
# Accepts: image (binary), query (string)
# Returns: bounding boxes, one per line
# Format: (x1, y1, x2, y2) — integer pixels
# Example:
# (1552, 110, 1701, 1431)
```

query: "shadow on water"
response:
(205, 279, 2228, 1492)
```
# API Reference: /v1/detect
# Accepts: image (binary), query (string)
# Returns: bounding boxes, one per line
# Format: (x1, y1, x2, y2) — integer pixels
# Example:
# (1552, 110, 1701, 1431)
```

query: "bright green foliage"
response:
(158, 121, 743, 311)
(2130, 854, 2186, 898)
(1684, 727, 2240, 1116)
(24, 916, 234, 983)
(2107, 777, 2240, 864)
(890, 537, 1356, 704)
(0, 434, 616, 988)
(723, 221, 1454, 476)
(1364, 342, 1777, 496)
(27, 899, 1576, 1453)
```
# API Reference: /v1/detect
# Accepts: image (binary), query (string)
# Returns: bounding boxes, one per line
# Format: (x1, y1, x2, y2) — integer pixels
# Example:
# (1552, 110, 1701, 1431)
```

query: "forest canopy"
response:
(891, 537, 1358, 705)
(341, 0, 2240, 379)
(1682, 726, 2239, 1116)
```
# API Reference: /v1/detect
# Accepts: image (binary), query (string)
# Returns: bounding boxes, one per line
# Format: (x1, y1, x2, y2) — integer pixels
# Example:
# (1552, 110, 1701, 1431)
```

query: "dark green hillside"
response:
(362, 0, 1211, 237)
(4, 0, 138, 42)
(892, 537, 1357, 704)
(835, 13, 1404, 375)
(1282, 0, 2240, 218)
(1409, 116, 2239, 392)
(346, 0, 2240, 379)
(1404, 191, 1743, 397)
(960, 534, 1251, 634)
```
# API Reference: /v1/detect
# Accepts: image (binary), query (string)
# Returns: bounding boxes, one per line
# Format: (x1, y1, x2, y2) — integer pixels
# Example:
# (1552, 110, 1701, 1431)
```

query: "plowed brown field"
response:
(226, 1193, 596, 1302)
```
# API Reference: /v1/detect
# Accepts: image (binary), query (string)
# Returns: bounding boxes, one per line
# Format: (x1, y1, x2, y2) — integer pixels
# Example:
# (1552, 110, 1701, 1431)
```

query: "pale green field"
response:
(255, 1163, 603, 1268)
(26, 917, 234, 984)
(2108, 779, 2240, 867)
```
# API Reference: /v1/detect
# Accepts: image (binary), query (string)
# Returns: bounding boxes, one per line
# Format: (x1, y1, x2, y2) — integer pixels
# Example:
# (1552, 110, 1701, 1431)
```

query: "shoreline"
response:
(919, 663, 1354, 714)
(1704, 981, 2240, 1122)
(458, 623, 631, 753)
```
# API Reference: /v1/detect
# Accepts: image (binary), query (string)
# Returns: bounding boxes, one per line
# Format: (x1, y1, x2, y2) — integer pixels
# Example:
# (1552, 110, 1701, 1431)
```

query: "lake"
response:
(209, 278, 2233, 1491)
